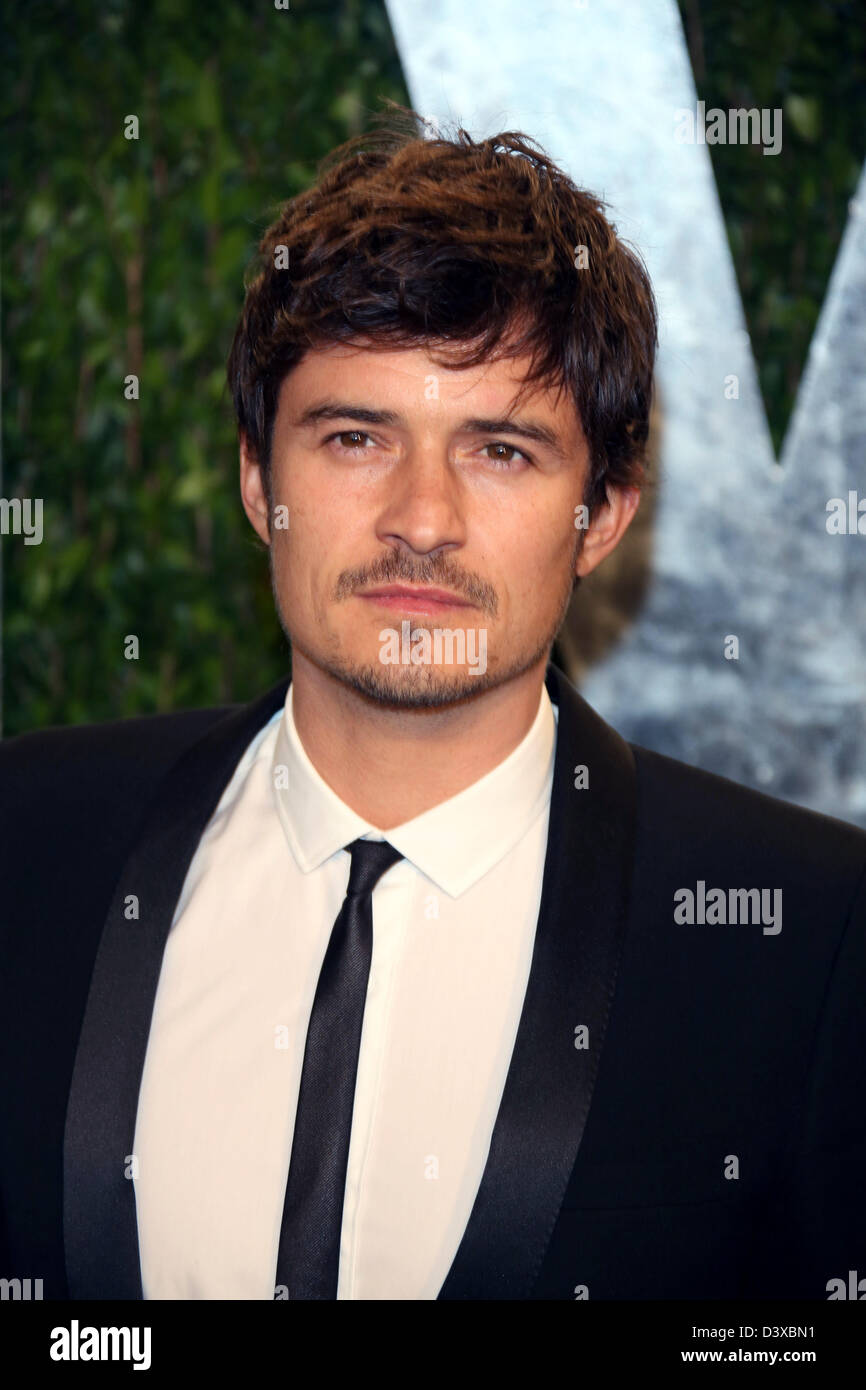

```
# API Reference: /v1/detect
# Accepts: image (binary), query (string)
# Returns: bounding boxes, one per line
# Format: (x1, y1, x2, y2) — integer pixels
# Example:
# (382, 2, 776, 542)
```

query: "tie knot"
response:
(344, 837, 403, 898)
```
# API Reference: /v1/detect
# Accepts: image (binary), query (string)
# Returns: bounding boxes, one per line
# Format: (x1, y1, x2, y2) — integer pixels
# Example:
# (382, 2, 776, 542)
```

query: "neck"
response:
(289, 650, 551, 830)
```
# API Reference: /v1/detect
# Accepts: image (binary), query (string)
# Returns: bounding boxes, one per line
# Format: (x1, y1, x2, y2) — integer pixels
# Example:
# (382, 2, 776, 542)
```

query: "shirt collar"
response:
(272, 680, 558, 898)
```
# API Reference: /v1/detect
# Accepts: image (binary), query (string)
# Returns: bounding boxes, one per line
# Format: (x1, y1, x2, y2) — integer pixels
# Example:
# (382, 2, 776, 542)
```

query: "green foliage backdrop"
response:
(677, 0, 866, 455)
(1, 0, 408, 734)
(2, 0, 864, 733)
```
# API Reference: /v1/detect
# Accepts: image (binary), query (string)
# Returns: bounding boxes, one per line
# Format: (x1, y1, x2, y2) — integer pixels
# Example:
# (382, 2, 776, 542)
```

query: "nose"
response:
(375, 445, 467, 562)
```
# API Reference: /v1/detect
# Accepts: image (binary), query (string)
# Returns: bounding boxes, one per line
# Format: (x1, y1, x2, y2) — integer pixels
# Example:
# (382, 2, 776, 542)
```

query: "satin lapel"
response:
(63, 678, 290, 1300)
(437, 661, 637, 1300)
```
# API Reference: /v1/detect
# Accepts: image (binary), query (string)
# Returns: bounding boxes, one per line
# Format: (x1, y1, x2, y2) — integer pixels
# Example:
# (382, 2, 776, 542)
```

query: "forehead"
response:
(276, 340, 583, 444)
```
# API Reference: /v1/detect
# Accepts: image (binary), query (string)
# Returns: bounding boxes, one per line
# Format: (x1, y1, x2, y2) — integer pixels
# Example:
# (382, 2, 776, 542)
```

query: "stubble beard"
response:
(269, 533, 582, 711)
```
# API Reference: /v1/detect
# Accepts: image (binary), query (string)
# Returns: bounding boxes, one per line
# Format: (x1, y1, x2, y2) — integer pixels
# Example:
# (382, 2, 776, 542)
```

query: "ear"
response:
(239, 433, 271, 546)
(575, 485, 641, 579)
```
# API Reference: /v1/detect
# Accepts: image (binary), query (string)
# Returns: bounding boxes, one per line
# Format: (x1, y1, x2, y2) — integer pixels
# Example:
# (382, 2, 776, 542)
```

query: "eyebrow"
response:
(293, 400, 567, 455)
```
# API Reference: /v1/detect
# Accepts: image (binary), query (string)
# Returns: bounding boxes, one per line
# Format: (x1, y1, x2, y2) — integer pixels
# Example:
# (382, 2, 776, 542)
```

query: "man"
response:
(1, 110, 864, 1302)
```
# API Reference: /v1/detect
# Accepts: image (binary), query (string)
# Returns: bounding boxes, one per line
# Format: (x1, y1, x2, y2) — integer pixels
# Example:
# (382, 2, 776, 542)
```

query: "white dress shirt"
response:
(132, 679, 559, 1299)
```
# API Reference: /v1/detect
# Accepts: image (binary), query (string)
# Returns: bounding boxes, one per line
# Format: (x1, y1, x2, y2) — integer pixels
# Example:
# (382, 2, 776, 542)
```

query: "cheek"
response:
(277, 502, 365, 600)
(509, 530, 574, 612)
(272, 486, 323, 565)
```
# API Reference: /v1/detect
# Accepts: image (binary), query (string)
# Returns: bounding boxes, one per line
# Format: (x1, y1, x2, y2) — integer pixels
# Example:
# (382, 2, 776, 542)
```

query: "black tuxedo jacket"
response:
(1, 662, 865, 1301)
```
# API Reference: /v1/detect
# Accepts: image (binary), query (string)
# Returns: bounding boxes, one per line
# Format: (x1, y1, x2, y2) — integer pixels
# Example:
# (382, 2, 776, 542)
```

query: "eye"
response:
(481, 441, 531, 468)
(326, 429, 376, 453)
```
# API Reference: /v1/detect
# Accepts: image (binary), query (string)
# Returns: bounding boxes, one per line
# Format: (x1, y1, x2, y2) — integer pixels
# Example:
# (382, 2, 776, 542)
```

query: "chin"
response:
(325, 657, 501, 709)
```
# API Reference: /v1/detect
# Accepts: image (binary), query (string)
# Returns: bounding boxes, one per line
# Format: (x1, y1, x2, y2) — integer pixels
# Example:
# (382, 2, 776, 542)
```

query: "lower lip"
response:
(357, 593, 474, 614)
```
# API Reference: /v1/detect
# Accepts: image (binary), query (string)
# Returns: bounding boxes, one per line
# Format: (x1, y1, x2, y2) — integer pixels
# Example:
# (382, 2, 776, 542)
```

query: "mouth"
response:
(356, 585, 476, 615)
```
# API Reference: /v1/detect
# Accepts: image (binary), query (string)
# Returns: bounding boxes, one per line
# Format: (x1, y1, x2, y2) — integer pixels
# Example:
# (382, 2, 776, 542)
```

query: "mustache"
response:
(334, 555, 498, 616)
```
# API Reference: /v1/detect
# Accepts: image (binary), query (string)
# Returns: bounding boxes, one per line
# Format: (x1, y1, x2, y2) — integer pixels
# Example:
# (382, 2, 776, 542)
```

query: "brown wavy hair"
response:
(227, 103, 657, 513)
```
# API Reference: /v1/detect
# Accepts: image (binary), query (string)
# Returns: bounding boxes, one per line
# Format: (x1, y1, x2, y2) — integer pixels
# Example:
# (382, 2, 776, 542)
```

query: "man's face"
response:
(240, 341, 638, 707)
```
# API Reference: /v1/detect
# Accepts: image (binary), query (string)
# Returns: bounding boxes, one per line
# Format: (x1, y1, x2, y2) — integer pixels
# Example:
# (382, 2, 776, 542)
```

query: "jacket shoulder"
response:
(629, 740, 866, 886)
(0, 704, 238, 829)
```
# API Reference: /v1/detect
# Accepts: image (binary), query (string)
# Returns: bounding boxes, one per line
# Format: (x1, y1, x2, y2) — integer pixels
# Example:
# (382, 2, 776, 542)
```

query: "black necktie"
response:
(274, 836, 404, 1300)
